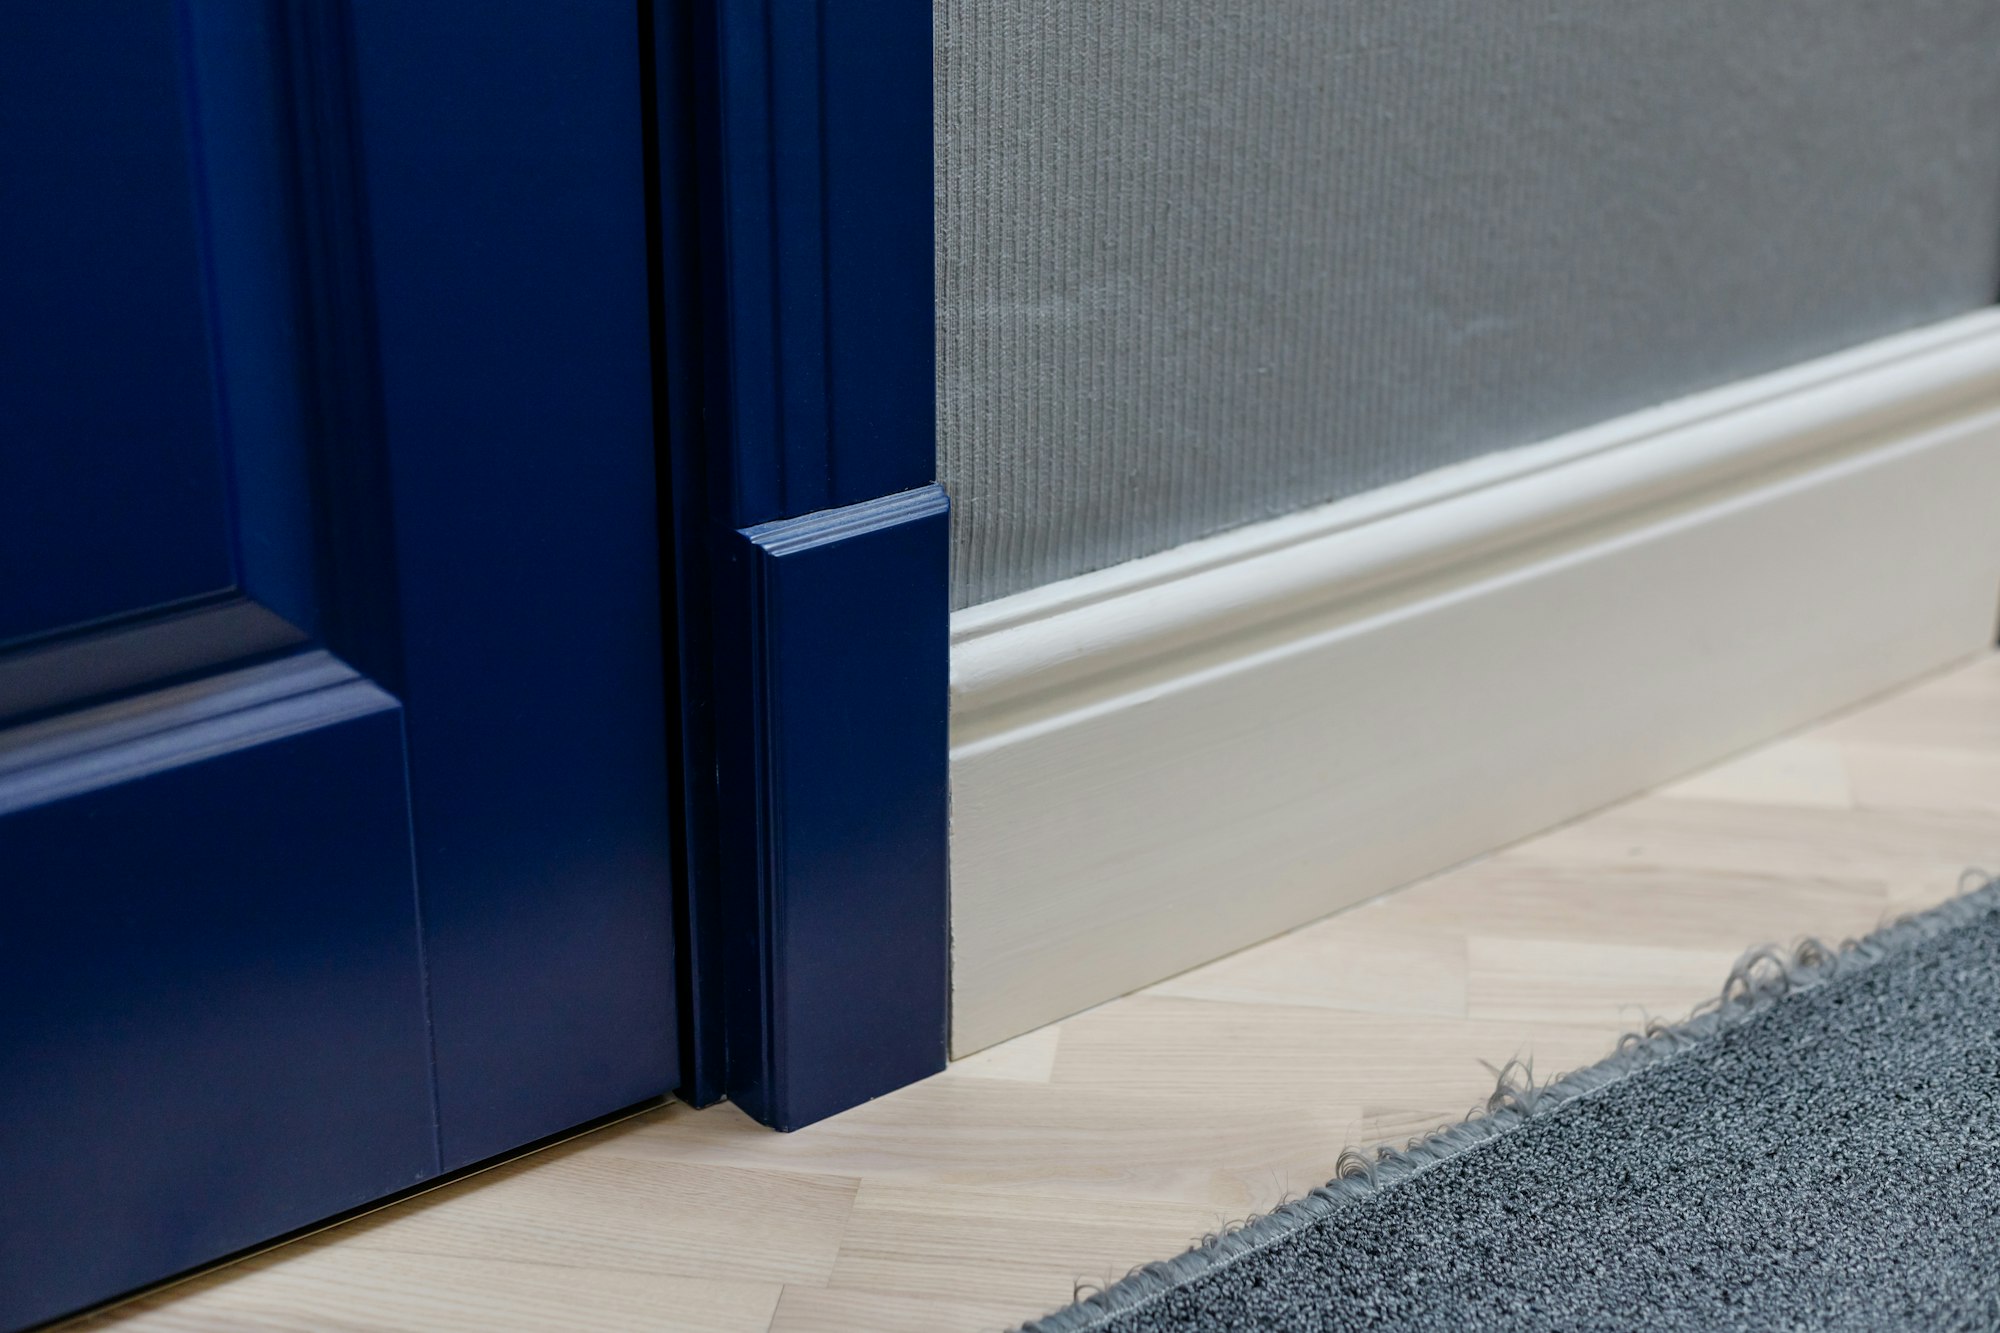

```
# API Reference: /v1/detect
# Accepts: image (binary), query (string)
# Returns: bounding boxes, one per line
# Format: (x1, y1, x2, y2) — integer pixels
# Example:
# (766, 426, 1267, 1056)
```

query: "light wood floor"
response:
(79, 653, 2000, 1332)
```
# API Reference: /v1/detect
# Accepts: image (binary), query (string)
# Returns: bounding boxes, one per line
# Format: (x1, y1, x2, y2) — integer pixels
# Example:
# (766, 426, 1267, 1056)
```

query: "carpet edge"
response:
(1018, 871, 2000, 1333)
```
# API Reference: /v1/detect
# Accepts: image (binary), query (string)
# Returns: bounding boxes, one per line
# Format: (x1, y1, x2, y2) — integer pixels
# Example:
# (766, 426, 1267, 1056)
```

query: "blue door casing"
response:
(2, 0, 954, 1319)
(650, 0, 950, 1132)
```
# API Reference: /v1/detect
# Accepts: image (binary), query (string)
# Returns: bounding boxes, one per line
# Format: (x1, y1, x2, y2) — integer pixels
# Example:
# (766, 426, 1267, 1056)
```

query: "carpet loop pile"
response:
(1024, 874, 2000, 1332)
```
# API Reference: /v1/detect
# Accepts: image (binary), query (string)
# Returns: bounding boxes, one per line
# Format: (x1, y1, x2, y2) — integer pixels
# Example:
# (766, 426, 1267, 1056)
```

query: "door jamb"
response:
(643, 0, 948, 1130)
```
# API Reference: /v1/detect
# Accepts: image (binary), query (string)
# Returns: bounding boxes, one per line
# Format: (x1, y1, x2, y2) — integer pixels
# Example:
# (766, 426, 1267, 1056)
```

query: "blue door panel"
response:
(0, 660, 438, 1331)
(345, 1, 679, 1168)
(1, 2, 683, 1323)
(0, 1, 236, 646)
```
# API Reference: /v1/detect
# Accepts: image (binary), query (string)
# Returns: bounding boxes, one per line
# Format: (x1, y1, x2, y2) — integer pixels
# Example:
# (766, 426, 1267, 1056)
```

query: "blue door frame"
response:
(649, 0, 949, 1130)
(0, 0, 941, 1322)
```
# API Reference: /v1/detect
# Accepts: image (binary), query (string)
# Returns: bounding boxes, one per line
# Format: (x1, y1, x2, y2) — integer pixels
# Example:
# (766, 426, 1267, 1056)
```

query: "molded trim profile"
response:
(0, 652, 388, 816)
(721, 486, 952, 1131)
(949, 309, 2000, 1055)
(652, 0, 943, 1125)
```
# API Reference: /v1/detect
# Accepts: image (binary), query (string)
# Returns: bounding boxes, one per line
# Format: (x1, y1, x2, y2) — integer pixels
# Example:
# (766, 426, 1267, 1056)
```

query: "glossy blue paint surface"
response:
(726, 489, 953, 1130)
(1, 3, 680, 1321)
(0, 2, 235, 645)
(817, 2, 935, 505)
(0, 664, 437, 1332)
(693, 0, 937, 527)
(346, 1, 679, 1170)
(659, 0, 948, 1127)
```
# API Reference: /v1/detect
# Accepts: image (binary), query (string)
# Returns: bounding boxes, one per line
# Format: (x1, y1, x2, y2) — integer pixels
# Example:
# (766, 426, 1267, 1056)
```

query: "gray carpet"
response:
(1023, 876, 2000, 1332)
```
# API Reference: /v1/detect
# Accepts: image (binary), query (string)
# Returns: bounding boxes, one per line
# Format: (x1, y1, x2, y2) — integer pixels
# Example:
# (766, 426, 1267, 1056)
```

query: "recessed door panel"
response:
(0, 659, 436, 1330)
(0, 3, 680, 1326)
(0, 2, 237, 646)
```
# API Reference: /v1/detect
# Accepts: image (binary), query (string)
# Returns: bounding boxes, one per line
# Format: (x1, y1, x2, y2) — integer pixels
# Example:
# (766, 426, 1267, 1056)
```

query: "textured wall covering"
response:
(936, 1, 2000, 608)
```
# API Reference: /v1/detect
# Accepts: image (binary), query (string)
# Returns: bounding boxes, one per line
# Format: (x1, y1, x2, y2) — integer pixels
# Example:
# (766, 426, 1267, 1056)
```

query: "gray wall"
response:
(937, 1, 2000, 609)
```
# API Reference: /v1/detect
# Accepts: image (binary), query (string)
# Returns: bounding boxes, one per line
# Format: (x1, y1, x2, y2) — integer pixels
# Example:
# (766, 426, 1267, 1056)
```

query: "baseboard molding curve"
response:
(949, 311, 2000, 1054)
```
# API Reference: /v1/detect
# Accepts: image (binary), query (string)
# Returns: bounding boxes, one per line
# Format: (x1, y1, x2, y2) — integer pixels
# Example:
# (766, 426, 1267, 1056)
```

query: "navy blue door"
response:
(0, 4, 677, 1327)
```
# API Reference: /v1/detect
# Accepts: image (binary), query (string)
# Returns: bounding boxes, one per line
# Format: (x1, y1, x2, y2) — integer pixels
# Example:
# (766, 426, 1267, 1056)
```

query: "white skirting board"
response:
(948, 310, 2000, 1056)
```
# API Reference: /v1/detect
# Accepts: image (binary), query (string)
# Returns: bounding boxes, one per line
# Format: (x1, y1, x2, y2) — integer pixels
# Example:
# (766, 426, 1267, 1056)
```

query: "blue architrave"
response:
(652, 0, 949, 1124)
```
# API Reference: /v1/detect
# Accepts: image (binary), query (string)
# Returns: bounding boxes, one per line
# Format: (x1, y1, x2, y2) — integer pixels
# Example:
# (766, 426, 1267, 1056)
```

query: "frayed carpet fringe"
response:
(1022, 871, 2000, 1333)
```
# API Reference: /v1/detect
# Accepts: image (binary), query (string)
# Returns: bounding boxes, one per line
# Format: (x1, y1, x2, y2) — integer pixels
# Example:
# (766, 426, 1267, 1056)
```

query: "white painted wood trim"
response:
(950, 310, 2000, 1055)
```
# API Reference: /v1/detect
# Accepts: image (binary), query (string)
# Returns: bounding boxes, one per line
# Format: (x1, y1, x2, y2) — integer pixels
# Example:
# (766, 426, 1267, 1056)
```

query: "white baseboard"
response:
(948, 311, 2000, 1056)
